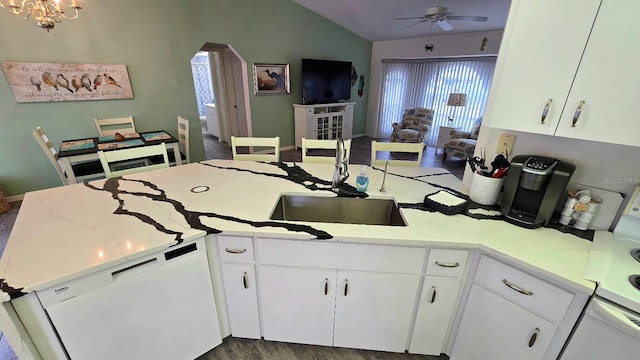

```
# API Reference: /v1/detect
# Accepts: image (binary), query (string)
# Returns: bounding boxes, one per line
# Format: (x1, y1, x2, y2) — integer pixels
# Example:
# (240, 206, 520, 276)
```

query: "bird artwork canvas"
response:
(253, 63, 290, 95)
(1, 62, 134, 103)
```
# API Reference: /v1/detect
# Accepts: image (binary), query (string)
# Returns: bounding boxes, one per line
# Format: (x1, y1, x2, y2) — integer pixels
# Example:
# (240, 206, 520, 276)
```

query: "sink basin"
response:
(270, 194, 407, 226)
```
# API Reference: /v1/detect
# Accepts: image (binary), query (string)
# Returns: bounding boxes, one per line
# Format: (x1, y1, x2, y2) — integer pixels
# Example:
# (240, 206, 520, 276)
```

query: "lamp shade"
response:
(447, 93, 467, 106)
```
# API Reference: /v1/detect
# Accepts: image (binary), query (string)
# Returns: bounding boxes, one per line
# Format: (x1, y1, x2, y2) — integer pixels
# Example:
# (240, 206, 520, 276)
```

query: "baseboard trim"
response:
(6, 194, 24, 203)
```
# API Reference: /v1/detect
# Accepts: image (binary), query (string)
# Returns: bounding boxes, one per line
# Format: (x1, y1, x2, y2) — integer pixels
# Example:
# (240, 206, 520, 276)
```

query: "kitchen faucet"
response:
(332, 137, 349, 192)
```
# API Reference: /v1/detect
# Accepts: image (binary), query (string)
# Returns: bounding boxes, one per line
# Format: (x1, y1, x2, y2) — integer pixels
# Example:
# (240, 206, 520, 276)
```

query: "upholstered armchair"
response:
(442, 118, 482, 161)
(391, 107, 434, 144)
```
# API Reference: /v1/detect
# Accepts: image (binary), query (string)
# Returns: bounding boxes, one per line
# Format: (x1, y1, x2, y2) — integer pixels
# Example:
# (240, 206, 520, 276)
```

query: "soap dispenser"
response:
(356, 166, 369, 192)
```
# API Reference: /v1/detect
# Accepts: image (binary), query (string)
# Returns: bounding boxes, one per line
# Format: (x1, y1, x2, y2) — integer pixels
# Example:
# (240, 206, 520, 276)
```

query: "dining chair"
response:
(33, 127, 105, 185)
(301, 138, 352, 164)
(98, 143, 170, 178)
(177, 116, 191, 164)
(370, 141, 424, 167)
(94, 116, 136, 136)
(231, 136, 280, 162)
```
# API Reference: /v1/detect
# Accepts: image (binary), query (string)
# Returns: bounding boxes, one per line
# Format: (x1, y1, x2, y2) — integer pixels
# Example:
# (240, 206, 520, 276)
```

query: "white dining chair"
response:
(94, 116, 136, 136)
(301, 138, 351, 164)
(98, 143, 170, 178)
(231, 136, 280, 162)
(177, 116, 191, 164)
(370, 141, 424, 167)
(33, 127, 105, 185)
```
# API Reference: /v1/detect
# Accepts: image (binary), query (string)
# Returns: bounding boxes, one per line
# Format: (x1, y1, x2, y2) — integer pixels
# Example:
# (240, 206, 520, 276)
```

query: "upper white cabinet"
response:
(484, 0, 640, 146)
(293, 103, 354, 149)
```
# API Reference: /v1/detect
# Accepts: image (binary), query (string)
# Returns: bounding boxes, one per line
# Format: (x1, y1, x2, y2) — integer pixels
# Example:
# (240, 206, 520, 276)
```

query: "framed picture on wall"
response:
(254, 63, 290, 95)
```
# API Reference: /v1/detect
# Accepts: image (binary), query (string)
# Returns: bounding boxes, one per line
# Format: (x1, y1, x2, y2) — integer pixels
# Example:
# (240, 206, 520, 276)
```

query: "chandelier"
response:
(0, 0, 82, 31)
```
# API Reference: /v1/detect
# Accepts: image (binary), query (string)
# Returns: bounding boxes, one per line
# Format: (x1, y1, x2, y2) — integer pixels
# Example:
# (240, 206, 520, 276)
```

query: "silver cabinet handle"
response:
(324, 278, 328, 295)
(528, 327, 540, 348)
(571, 100, 585, 127)
(429, 286, 437, 303)
(502, 279, 534, 296)
(541, 99, 552, 124)
(225, 248, 247, 254)
(435, 261, 460, 268)
(243, 272, 248, 289)
(344, 279, 349, 296)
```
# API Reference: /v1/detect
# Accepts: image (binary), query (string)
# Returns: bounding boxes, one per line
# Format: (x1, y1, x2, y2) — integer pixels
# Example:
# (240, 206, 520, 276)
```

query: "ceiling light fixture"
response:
(0, 0, 82, 31)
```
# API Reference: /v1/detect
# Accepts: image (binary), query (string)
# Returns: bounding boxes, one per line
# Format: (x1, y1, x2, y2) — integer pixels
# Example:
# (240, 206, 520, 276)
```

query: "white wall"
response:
(366, 30, 504, 137)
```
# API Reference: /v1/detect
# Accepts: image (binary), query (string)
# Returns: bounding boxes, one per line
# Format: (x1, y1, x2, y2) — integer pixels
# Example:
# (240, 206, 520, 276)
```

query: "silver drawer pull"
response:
(502, 279, 534, 296)
(435, 261, 460, 268)
(571, 100, 585, 127)
(225, 248, 247, 254)
(541, 98, 552, 124)
(528, 328, 540, 348)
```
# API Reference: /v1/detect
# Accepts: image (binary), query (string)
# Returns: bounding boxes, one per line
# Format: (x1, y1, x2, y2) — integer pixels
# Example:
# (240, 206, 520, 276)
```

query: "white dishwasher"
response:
(37, 238, 222, 360)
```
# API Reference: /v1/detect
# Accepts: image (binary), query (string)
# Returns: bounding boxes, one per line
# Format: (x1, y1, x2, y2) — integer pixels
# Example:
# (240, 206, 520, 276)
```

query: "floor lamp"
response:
(447, 93, 467, 125)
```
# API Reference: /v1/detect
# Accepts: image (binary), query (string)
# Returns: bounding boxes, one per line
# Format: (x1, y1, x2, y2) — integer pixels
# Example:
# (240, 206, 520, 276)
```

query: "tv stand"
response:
(293, 102, 354, 149)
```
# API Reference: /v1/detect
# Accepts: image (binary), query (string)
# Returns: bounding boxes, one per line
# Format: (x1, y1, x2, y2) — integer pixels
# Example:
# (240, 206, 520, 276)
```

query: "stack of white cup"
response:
(559, 189, 602, 230)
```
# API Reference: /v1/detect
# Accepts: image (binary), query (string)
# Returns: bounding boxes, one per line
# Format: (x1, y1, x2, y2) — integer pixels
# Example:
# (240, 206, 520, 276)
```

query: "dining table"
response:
(57, 130, 183, 184)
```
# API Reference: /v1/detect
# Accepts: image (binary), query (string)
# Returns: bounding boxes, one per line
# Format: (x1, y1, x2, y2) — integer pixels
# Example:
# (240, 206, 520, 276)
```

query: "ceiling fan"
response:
(395, 0, 488, 32)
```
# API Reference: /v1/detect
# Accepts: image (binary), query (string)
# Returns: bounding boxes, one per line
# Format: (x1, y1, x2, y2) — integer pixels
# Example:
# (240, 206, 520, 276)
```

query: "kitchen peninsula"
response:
(0, 160, 601, 359)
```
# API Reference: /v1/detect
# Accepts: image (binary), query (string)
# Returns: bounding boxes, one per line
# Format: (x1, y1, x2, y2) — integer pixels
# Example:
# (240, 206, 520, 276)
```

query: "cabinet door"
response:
(482, 0, 601, 134)
(409, 276, 462, 355)
(451, 284, 557, 360)
(333, 271, 420, 352)
(220, 263, 261, 339)
(259, 266, 336, 346)
(555, 1, 640, 146)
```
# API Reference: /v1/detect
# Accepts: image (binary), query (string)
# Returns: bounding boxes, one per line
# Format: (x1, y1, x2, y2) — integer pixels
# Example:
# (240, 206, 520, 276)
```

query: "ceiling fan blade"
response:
(402, 19, 429, 30)
(445, 15, 488, 22)
(393, 16, 428, 20)
(437, 20, 453, 31)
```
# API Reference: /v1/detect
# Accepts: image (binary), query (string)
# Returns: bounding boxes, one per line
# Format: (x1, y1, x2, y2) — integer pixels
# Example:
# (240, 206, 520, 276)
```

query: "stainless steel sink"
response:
(270, 194, 407, 226)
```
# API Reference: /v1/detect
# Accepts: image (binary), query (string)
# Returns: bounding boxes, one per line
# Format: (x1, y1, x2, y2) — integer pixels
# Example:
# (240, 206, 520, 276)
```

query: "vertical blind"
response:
(377, 57, 496, 146)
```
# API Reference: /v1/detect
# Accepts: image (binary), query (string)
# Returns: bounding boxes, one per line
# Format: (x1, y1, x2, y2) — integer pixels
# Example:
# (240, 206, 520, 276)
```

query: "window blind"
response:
(378, 57, 496, 146)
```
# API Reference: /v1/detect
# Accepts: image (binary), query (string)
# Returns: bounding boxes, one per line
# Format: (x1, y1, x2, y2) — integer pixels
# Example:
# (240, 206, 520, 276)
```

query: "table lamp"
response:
(447, 93, 467, 124)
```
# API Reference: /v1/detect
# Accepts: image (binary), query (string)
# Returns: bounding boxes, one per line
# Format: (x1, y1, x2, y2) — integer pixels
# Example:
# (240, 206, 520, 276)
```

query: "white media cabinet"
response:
(293, 102, 354, 149)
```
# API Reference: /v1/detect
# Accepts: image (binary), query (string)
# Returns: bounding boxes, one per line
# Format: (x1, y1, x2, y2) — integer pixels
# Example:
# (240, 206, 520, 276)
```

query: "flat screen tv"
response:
(301, 58, 352, 105)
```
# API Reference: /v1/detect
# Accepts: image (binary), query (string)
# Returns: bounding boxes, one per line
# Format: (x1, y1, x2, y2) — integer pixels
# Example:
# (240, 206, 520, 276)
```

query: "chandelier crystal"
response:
(0, 0, 82, 31)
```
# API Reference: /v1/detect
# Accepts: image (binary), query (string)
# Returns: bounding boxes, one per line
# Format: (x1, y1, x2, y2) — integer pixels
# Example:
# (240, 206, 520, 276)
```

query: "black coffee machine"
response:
(501, 155, 575, 228)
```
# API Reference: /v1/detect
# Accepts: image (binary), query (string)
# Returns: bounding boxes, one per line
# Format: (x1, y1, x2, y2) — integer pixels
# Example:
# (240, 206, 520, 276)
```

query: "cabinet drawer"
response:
(425, 249, 469, 277)
(474, 256, 574, 324)
(256, 238, 425, 274)
(217, 235, 254, 262)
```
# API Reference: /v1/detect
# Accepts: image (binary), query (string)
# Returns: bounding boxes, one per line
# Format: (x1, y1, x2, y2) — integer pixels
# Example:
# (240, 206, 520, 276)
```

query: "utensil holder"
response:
(469, 172, 505, 205)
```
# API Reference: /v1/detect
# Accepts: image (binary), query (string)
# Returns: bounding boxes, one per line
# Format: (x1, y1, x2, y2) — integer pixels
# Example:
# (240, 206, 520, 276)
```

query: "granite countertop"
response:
(0, 160, 600, 302)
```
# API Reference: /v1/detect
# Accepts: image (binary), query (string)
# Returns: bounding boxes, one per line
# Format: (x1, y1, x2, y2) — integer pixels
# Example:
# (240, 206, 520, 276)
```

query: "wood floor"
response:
(196, 336, 449, 360)
(202, 134, 465, 180)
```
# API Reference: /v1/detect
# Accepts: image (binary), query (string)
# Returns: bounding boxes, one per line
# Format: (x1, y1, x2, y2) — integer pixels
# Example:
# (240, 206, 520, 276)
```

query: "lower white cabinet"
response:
(259, 265, 420, 352)
(409, 276, 462, 355)
(220, 263, 261, 339)
(451, 284, 557, 360)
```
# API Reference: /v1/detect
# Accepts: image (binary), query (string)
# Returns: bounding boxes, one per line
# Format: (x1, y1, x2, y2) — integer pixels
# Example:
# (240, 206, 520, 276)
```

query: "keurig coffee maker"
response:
(501, 155, 575, 228)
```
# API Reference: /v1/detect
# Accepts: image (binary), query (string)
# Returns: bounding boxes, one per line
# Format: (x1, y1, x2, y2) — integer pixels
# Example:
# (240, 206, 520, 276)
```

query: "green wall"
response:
(0, 0, 372, 197)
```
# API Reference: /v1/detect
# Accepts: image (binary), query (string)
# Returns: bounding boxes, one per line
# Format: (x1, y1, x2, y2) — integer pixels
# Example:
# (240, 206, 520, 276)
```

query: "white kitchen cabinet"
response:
(409, 249, 469, 355)
(257, 238, 424, 352)
(293, 102, 354, 149)
(333, 271, 419, 352)
(259, 265, 419, 352)
(259, 265, 336, 346)
(216, 236, 261, 339)
(451, 284, 557, 360)
(484, 0, 640, 146)
(450, 255, 588, 360)
(409, 276, 462, 355)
